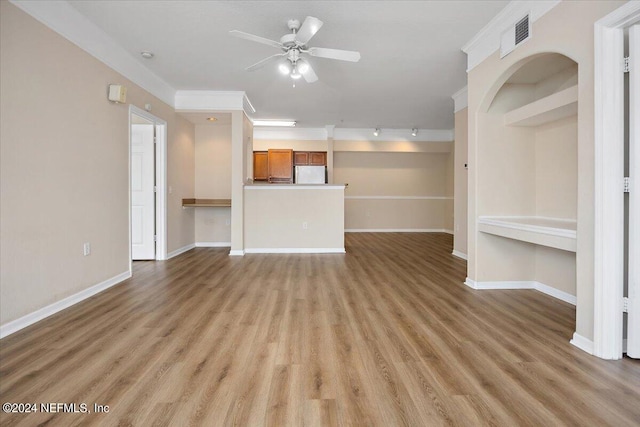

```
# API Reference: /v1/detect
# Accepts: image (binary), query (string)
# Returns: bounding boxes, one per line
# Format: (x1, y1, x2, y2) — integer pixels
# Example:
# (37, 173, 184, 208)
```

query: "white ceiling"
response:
(67, 1, 508, 130)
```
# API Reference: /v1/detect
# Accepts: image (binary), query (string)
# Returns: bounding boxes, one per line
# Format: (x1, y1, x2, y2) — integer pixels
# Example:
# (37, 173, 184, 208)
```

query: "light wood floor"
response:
(1, 233, 639, 426)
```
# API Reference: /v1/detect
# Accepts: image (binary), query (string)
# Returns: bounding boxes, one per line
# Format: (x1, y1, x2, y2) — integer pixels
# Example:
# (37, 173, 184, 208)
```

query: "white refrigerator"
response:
(295, 166, 326, 184)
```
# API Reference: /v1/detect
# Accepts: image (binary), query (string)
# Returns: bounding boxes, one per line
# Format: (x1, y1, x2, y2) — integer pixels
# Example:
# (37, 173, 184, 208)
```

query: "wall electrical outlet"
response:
(83, 242, 91, 256)
(302, 222, 308, 229)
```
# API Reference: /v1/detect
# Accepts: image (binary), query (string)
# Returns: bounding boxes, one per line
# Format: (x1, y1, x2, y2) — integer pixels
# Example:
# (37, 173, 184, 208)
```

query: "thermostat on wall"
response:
(108, 84, 127, 103)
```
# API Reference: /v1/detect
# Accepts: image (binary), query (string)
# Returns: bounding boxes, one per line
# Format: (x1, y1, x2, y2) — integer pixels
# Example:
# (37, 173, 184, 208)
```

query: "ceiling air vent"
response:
(500, 14, 531, 58)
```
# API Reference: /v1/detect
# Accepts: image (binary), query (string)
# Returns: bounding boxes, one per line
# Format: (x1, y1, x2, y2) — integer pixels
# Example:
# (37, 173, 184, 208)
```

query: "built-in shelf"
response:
(478, 216, 576, 252)
(504, 85, 578, 127)
(182, 198, 231, 207)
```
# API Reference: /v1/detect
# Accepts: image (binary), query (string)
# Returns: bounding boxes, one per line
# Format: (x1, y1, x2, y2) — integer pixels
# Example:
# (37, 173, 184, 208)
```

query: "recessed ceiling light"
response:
(206, 117, 217, 122)
(252, 120, 296, 127)
(140, 51, 154, 59)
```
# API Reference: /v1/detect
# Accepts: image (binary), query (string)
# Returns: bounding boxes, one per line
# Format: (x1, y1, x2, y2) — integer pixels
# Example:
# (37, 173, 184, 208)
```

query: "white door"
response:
(131, 123, 155, 260)
(627, 25, 639, 358)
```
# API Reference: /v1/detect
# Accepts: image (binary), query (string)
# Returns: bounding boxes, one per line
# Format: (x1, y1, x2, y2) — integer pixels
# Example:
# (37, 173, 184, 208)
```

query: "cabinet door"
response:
(253, 151, 268, 181)
(268, 149, 293, 183)
(309, 152, 327, 166)
(294, 151, 309, 165)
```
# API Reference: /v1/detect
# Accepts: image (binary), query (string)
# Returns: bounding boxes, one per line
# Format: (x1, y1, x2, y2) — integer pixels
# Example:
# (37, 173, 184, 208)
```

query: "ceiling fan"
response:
(229, 16, 361, 83)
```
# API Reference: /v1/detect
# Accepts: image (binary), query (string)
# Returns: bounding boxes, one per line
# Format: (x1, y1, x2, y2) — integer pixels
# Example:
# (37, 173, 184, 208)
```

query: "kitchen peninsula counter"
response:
(243, 184, 345, 253)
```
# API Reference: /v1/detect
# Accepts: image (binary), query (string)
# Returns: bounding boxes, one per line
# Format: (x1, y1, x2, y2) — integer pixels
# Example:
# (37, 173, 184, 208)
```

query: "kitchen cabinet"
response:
(294, 151, 327, 166)
(267, 149, 293, 183)
(253, 151, 268, 181)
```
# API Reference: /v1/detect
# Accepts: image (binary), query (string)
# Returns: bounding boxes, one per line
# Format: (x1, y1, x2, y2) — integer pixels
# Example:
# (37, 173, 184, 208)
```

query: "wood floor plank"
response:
(1, 233, 639, 426)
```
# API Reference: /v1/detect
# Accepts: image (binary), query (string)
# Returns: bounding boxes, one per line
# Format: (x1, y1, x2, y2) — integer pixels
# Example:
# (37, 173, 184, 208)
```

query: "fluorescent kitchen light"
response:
(252, 120, 296, 127)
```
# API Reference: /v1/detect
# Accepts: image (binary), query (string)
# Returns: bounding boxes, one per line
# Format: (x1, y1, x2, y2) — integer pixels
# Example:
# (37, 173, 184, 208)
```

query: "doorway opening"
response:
(129, 105, 167, 270)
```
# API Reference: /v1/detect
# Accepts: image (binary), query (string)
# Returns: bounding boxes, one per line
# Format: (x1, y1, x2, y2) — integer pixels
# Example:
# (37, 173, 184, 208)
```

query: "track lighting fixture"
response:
(373, 128, 380, 137)
(411, 128, 418, 137)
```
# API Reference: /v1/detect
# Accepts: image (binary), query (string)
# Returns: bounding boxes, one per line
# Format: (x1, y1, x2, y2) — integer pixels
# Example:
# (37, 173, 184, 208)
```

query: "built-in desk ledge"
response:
(478, 216, 576, 252)
(182, 198, 231, 207)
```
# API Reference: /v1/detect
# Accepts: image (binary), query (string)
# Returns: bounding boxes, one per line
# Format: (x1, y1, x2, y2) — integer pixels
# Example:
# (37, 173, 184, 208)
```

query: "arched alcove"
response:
(472, 53, 579, 305)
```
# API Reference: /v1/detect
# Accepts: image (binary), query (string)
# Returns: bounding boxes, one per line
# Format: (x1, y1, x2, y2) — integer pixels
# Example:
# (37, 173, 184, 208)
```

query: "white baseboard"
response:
(167, 243, 195, 259)
(464, 278, 576, 305)
(229, 250, 245, 256)
(345, 229, 452, 233)
(570, 332, 594, 355)
(244, 248, 346, 254)
(452, 250, 468, 260)
(0, 270, 131, 339)
(195, 242, 231, 248)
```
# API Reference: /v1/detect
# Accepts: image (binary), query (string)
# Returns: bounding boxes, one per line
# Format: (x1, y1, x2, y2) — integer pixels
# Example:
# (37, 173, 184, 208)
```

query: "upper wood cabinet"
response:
(294, 151, 327, 166)
(267, 149, 293, 183)
(253, 151, 268, 181)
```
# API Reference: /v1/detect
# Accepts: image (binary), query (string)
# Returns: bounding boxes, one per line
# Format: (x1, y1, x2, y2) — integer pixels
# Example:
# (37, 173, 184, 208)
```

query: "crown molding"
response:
(462, 0, 561, 72)
(10, 0, 176, 107)
(174, 90, 247, 111)
(334, 128, 453, 142)
(452, 86, 468, 113)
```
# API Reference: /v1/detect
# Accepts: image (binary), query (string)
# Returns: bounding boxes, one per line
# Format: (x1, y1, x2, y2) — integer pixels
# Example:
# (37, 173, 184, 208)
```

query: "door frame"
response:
(593, 2, 640, 359)
(129, 105, 168, 272)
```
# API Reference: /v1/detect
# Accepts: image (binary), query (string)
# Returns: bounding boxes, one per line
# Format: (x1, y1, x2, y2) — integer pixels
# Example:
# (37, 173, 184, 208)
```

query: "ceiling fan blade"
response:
(229, 30, 283, 49)
(245, 53, 285, 71)
(295, 16, 323, 45)
(308, 47, 361, 62)
(299, 60, 318, 83)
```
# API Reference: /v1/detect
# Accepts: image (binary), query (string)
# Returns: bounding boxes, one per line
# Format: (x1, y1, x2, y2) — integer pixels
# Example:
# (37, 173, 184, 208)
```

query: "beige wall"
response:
(467, 0, 625, 341)
(244, 186, 345, 250)
(194, 124, 232, 244)
(0, 2, 195, 325)
(253, 139, 328, 152)
(454, 108, 468, 256)
(334, 150, 453, 231)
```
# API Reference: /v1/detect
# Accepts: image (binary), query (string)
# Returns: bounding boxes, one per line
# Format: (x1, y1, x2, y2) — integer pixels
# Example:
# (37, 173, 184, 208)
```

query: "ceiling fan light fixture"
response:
(278, 61, 292, 75)
(373, 128, 381, 137)
(297, 59, 310, 74)
(411, 128, 418, 137)
(290, 69, 302, 80)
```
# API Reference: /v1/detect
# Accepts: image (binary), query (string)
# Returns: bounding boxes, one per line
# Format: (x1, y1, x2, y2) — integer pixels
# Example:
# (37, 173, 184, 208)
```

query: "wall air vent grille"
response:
(515, 15, 530, 45)
(500, 14, 531, 59)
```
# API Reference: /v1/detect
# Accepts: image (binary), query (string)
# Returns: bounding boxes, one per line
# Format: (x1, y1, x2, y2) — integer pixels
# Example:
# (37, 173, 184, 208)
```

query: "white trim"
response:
(254, 127, 328, 141)
(570, 333, 595, 355)
(9, 0, 175, 106)
(174, 90, 247, 111)
(462, 1, 561, 72)
(195, 242, 231, 247)
(229, 250, 245, 256)
(167, 243, 195, 259)
(345, 196, 453, 200)
(244, 248, 346, 254)
(345, 229, 452, 233)
(452, 86, 468, 113)
(478, 216, 576, 239)
(0, 271, 131, 339)
(334, 128, 453, 142)
(129, 105, 168, 262)
(245, 185, 345, 190)
(452, 250, 468, 260)
(464, 279, 576, 305)
(592, 1, 640, 360)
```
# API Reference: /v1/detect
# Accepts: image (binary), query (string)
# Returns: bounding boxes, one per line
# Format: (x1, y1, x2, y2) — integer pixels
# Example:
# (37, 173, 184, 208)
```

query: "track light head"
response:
(373, 128, 380, 137)
(411, 128, 418, 137)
